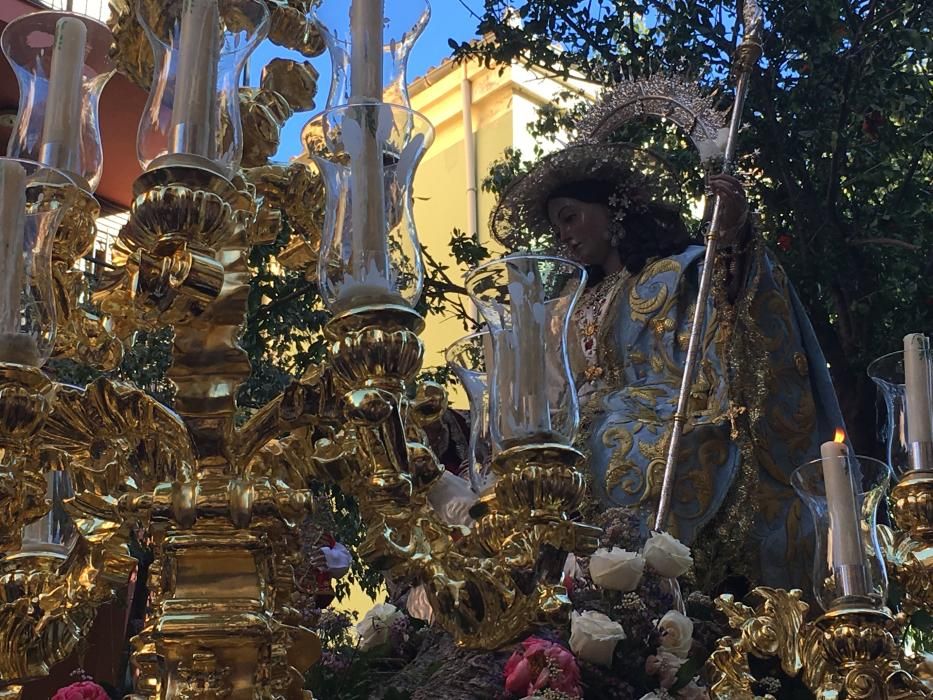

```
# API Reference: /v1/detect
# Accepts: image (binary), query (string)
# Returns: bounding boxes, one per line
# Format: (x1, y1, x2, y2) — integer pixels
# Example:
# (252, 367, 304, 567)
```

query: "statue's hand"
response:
(708, 173, 749, 246)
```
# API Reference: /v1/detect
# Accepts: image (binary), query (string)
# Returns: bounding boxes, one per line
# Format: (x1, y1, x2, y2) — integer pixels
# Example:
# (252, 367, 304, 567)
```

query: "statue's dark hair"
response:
(546, 179, 694, 282)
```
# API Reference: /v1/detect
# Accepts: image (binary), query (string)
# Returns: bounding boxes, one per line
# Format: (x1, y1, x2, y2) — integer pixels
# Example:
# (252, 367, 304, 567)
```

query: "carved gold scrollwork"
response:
(40, 185, 124, 370)
(108, 1, 324, 90)
(0, 366, 55, 556)
(241, 59, 320, 167)
(709, 588, 932, 700)
(94, 167, 256, 334)
(304, 307, 599, 649)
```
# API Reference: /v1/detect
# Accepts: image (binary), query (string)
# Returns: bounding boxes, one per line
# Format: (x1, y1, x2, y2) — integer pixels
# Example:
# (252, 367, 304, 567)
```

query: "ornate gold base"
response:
(709, 589, 931, 699)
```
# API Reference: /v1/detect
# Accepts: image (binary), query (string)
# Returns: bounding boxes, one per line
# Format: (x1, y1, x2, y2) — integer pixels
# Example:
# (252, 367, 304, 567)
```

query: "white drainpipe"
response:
(461, 64, 479, 242)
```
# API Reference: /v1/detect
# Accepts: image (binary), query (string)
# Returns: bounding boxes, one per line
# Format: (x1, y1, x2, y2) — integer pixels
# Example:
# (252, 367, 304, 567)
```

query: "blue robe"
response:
(576, 242, 843, 589)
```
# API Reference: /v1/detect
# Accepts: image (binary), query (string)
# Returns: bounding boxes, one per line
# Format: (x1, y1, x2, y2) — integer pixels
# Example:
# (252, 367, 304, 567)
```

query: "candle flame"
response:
(834, 428, 846, 444)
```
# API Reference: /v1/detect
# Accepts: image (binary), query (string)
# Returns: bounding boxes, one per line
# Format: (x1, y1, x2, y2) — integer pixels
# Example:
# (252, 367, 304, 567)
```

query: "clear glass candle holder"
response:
(464, 255, 587, 452)
(445, 331, 495, 494)
(0, 159, 73, 367)
(2, 11, 116, 192)
(869, 350, 933, 473)
(136, 0, 270, 173)
(791, 455, 891, 611)
(18, 470, 77, 558)
(313, 103, 434, 312)
(311, 0, 431, 110)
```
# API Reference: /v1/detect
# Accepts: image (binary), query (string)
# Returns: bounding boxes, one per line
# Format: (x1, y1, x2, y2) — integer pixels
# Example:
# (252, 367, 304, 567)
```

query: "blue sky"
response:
(249, 1, 484, 161)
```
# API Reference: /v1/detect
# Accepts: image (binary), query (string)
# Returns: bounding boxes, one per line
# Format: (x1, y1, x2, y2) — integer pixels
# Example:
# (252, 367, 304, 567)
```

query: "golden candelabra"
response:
(0, 2, 930, 700)
(707, 466, 933, 699)
(0, 2, 598, 698)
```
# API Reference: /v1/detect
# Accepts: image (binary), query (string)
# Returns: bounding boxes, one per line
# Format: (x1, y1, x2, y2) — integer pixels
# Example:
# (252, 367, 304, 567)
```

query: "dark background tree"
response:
(452, 0, 933, 452)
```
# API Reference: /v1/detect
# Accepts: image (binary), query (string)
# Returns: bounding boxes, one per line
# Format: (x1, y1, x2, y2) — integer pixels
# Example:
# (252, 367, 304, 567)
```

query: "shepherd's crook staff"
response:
(654, 1, 764, 533)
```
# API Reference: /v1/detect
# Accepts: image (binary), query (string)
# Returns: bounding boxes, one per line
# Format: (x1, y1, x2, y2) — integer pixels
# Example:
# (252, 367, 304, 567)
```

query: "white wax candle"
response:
(350, 0, 383, 101)
(0, 160, 27, 335)
(170, 0, 221, 159)
(820, 435, 868, 597)
(345, 0, 390, 305)
(40, 17, 87, 175)
(507, 261, 549, 435)
(903, 333, 933, 445)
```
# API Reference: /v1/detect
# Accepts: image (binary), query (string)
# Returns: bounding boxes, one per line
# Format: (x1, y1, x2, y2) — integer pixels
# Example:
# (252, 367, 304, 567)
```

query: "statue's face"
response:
(547, 196, 613, 265)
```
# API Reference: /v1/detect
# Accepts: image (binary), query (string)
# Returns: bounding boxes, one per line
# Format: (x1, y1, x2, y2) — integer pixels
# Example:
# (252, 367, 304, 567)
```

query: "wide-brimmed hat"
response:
(489, 142, 682, 250)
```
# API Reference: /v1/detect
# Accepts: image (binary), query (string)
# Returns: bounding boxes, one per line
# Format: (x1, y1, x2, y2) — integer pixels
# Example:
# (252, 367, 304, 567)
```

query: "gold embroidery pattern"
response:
(602, 425, 639, 494)
(630, 258, 681, 322)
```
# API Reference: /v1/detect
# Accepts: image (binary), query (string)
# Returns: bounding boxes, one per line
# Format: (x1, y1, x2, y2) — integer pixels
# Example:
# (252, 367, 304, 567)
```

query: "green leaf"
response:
(669, 656, 703, 693)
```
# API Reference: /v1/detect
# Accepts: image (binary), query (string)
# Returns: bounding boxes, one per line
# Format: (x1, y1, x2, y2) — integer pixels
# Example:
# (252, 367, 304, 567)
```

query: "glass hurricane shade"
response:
(464, 255, 587, 452)
(313, 103, 434, 312)
(791, 455, 891, 611)
(1, 12, 116, 192)
(311, 0, 431, 110)
(0, 159, 71, 367)
(869, 350, 933, 473)
(445, 331, 495, 494)
(135, 0, 269, 173)
(19, 470, 77, 557)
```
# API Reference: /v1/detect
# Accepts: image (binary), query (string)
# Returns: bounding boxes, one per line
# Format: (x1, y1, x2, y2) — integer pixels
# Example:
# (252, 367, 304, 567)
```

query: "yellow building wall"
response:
(410, 66, 517, 408)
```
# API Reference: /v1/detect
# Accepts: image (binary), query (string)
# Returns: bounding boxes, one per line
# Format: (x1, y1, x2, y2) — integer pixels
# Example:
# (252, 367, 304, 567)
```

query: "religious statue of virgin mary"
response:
(485, 78, 846, 591)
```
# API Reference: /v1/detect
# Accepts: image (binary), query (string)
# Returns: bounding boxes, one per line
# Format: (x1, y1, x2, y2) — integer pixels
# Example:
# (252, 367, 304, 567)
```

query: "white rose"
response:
(406, 585, 435, 625)
(658, 609, 694, 658)
(589, 547, 645, 592)
(643, 531, 693, 578)
(427, 472, 477, 527)
(355, 603, 402, 651)
(569, 610, 626, 666)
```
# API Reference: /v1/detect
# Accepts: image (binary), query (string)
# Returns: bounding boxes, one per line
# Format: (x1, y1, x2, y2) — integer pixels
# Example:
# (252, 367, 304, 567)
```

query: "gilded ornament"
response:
(709, 587, 933, 700)
(261, 57, 319, 113)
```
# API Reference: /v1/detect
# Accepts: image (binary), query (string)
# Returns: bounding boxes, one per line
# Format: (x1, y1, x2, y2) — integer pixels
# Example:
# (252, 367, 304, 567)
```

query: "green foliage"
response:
(305, 611, 428, 699)
(453, 0, 933, 450)
(237, 222, 329, 412)
(46, 324, 174, 405)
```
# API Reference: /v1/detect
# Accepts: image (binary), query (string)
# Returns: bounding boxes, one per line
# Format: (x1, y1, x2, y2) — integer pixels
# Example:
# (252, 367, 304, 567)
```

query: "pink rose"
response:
(52, 681, 110, 700)
(504, 653, 533, 695)
(503, 636, 582, 698)
(645, 650, 685, 689)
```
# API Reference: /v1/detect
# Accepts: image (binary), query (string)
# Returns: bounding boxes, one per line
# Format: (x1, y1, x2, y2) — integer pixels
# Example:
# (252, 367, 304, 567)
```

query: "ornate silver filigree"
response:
(576, 74, 729, 164)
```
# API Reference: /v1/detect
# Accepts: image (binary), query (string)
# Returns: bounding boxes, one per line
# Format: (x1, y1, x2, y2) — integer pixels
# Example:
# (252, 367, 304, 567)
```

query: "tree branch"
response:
(849, 238, 921, 252)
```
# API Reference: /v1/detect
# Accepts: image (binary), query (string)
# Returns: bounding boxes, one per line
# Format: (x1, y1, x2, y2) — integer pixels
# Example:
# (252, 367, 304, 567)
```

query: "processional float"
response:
(0, 0, 928, 698)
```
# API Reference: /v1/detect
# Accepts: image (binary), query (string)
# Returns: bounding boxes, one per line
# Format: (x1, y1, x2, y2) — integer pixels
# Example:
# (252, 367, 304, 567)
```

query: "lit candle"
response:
(40, 17, 87, 175)
(169, 0, 221, 159)
(903, 333, 933, 470)
(0, 160, 39, 366)
(341, 0, 390, 307)
(820, 430, 869, 598)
